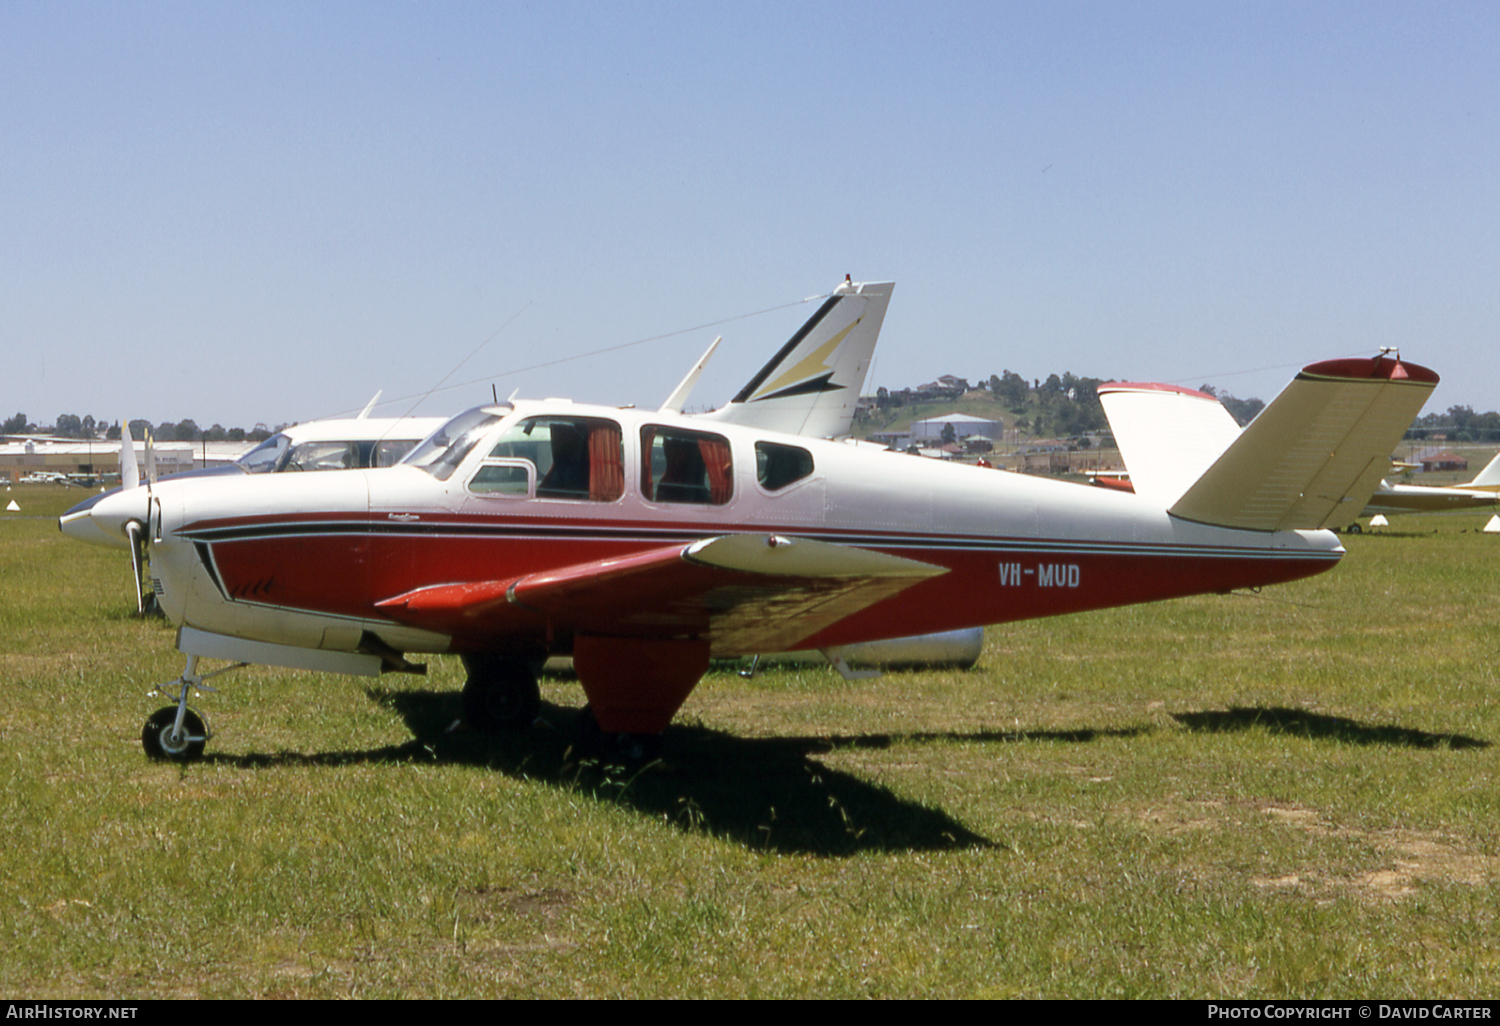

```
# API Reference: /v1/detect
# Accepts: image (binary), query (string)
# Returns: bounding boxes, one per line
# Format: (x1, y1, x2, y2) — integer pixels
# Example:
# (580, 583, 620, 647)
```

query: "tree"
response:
(994, 370, 1029, 408)
(940, 422, 957, 445)
(1220, 395, 1264, 426)
(3, 412, 29, 434)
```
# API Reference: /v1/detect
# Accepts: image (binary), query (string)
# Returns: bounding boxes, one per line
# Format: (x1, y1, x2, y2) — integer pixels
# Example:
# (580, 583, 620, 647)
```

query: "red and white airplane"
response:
(59, 284, 1437, 763)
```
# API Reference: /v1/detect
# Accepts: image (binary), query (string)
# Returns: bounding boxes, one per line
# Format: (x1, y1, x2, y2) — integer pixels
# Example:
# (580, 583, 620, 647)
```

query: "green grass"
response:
(3, 484, 1500, 997)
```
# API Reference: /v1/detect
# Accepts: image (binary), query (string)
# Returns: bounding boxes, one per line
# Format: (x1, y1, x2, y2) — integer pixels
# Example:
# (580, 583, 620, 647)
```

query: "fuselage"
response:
(75, 400, 1346, 661)
(1362, 479, 1500, 516)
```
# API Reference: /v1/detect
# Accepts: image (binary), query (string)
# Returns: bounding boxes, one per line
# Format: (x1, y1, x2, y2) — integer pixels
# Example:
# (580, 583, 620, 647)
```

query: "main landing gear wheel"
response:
(461, 655, 542, 732)
(575, 705, 664, 766)
(142, 707, 208, 762)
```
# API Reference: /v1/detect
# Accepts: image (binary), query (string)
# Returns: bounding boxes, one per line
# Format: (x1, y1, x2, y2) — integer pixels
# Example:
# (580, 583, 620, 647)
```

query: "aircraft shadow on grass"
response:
(201, 687, 1138, 856)
(1172, 706, 1489, 750)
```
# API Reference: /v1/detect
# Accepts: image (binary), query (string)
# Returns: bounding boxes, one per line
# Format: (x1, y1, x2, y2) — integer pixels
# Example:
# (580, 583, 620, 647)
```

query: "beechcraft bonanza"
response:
(60, 279, 1436, 763)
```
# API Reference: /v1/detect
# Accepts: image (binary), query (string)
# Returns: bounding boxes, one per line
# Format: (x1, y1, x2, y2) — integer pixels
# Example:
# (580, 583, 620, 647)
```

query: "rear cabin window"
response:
(640, 426, 733, 505)
(481, 416, 624, 502)
(755, 441, 814, 490)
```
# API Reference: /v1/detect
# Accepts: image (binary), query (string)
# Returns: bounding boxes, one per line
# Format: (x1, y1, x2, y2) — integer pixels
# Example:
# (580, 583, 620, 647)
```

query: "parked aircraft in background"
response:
(59, 325, 1435, 766)
(234, 416, 450, 475)
(1356, 451, 1500, 521)
(69, 411, 449, 613)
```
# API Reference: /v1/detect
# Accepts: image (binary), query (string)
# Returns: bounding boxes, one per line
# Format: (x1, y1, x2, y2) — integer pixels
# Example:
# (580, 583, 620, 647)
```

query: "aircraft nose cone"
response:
(58, 488, 143, 550)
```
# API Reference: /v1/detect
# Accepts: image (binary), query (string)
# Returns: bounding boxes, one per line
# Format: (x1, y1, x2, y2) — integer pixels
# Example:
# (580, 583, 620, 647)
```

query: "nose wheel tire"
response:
(142, 707, 208, 762)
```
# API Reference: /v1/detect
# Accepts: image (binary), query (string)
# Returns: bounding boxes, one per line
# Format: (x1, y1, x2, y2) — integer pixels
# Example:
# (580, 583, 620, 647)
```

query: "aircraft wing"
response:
(375, 533, 947, 655)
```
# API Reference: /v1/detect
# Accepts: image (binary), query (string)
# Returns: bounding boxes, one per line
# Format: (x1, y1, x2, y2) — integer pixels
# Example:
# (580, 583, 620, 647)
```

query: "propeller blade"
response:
(125, 520, 147, 615)
(145, 430, 157, 485)
(120, 421, 139, 491)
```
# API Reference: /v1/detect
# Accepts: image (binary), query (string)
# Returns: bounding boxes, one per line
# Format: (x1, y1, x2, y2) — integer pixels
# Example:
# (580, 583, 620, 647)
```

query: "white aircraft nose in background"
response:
(59, 488, 143, 550)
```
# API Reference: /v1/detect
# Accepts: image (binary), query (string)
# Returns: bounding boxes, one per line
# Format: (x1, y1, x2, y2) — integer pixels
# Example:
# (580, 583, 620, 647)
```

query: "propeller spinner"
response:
(57, 421, 156, 613)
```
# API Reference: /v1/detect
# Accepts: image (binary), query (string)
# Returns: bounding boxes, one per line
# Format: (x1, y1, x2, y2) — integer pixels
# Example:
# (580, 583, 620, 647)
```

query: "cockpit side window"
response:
(484, 416, 624, 502)
(640, 426, 733, 505)
(755, 441, 814, 491)
(374, 439, 420, 467)
(284, 441, 359, 472)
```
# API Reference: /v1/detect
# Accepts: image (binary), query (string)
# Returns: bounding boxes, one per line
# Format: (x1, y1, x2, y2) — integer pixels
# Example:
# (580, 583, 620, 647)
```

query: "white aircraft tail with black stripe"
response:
(699, 278, 893, 439)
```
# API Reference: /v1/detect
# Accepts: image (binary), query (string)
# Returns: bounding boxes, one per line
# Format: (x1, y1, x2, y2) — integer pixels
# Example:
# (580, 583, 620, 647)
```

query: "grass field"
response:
(3, 484, 1498, 998)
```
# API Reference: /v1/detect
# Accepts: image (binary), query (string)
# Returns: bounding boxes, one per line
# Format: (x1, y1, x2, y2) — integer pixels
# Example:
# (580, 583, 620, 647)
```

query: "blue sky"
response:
(4, 1, 1496, 431)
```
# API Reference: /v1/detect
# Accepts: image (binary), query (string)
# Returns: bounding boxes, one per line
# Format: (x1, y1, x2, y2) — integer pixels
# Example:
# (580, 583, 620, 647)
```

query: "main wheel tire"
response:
(574, 706, 663, 766)
(461, 657, 541, 732)
(142, 707, 207, 762)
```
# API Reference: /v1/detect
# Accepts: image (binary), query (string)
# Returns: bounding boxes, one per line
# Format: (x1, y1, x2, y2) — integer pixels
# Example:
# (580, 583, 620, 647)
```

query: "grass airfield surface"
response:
(3, 483, 1498, 998)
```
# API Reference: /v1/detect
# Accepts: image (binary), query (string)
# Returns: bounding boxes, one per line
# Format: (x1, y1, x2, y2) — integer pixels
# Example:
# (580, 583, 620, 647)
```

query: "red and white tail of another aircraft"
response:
(61, 302, 1436, 762)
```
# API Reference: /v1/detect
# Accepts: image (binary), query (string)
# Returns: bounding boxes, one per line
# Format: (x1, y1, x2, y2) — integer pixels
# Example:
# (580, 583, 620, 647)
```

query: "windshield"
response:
(237, 434, 291, 474)
(403, 408, 506, 481)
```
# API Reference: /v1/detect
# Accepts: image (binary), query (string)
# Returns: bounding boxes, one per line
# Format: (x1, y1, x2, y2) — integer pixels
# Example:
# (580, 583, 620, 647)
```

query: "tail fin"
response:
(1168, 356, 1438, 531)
(1468, 451, 1500, 489)
(699, 279, 893, 438)
(1097, 383, 1242, 505)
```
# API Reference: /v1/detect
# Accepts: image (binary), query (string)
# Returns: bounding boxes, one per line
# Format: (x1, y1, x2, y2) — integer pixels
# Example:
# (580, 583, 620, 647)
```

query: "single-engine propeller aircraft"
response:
(1356, 451, 1500, 521)
(60, 281, 1437, 763)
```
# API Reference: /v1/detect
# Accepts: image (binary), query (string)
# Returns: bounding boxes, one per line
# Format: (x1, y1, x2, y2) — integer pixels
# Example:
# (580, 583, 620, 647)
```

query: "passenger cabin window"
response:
(641, 426, 733, 505)
(755, 441, 814, 491)
(481, 416, 624, 501)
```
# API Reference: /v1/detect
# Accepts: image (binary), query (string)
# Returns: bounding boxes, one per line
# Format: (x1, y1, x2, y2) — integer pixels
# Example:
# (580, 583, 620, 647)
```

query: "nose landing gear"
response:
(141, 653, 244, 762)
(142, 706, 208, 762)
